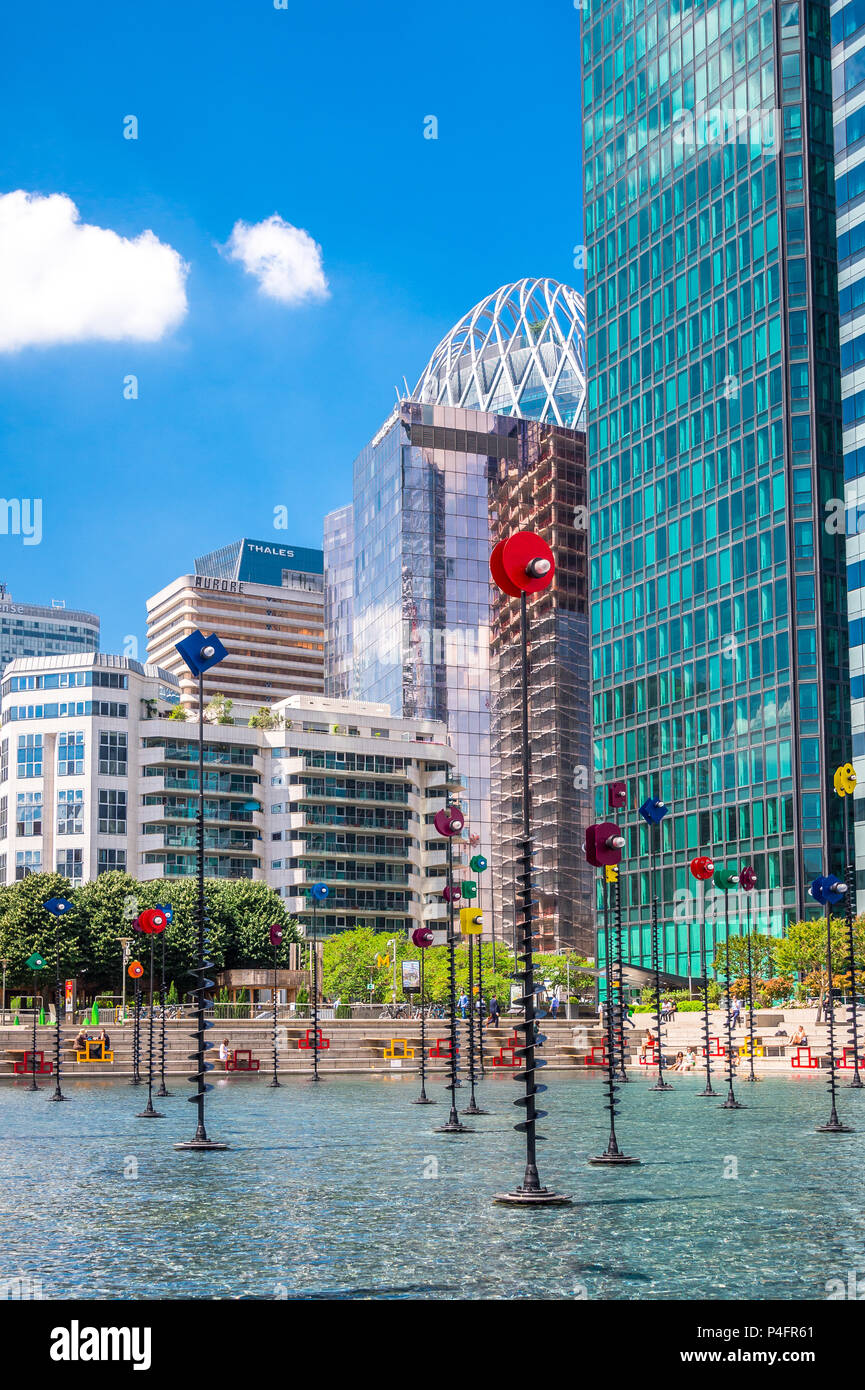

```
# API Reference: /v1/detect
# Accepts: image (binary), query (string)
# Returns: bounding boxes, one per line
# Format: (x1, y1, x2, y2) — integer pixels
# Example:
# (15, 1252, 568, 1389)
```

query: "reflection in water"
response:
(0, 1073, 860, 1300)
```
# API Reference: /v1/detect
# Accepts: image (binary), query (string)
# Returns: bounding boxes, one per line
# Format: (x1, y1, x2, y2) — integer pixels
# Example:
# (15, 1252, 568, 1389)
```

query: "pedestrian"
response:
(486, 994, 500, 1026)
(457, 990, 469, 1019)
(550, 994, 560, 1019)
(219, 1037, 231, 1070)
(731, 995, 742, 1029)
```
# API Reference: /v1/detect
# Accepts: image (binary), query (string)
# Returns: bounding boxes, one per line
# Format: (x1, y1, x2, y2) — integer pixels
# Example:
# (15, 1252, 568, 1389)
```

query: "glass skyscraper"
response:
(0, 586, 100, 674)
(323, 504, 355, 700)
(583, 0, 849, 979)
(833, 0, 865, 888)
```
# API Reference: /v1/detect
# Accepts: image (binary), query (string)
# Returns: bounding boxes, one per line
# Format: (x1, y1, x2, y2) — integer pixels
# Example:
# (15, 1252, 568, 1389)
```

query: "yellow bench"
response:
(383, 1038, 415, 1059)
(75, 1040, 114, 1064)
(738, 1036, 764, 1058)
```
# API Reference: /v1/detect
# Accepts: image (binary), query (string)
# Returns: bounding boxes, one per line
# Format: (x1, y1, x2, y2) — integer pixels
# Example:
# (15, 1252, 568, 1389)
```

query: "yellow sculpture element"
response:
(459, 908, 483, 935)
(375, 953, 390, 969)
(75, 1040, 114, 1064)
(738, 1036, 764, 1058)
(604, 865, 619, 882)
(834, 763, 857, 797)
(383, 1038, 415, 1059)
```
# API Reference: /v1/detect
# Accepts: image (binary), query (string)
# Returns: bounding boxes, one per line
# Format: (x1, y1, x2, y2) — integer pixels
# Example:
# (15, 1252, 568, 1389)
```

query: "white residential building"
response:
(0, 655, 462, 935)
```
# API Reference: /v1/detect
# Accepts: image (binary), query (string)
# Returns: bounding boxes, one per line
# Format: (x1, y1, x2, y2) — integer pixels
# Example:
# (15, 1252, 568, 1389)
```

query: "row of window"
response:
(3, 671, 128, 694)
(0, 789, 128, 838)
(1, 732, 128, 779)
(11, 848, 125, 882)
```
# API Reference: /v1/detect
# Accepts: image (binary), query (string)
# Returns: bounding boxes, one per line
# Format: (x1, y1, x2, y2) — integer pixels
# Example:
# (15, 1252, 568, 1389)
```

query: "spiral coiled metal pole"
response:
(269, 935, 280, 1088)
(311, 907, 320, 1083)
(131, 980, 142, 1085)
(47, 919, 67, 1103)
(29, 970, 40, 1092)
(817, 904, 852, 1133)
(412, 942, 434, 1105)
(157, 930, 170, 1098)
(462, 933, 487, 1115)
(436, 823, 470, 1132)
(721, 889, 744, 1109)
(744, 895, 756, 1083)
(174, 667, 228, 1150)
(612, 869, 628, 1081)
(590, 870, 639, 1164)
(698, 915, 717, 1097)
(137, 931, 164, 1118)
(649, 817, 672, 1092)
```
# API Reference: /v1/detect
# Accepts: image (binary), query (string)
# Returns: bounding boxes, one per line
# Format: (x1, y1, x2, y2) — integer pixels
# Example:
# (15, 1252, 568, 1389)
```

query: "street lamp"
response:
(43, 896, 73, 1102)
(172, 628, 230, 1153)
(490, 531, 570, 1204)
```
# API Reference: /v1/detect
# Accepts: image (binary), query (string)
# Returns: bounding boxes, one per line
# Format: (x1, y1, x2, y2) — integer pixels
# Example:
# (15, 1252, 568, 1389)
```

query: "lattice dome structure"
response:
(411, 278, 587, 428)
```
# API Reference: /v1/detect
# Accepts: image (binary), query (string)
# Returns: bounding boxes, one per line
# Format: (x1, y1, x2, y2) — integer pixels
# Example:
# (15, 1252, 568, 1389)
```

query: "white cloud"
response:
(0, 190, 188, 353)
(224, 214, 329, 305)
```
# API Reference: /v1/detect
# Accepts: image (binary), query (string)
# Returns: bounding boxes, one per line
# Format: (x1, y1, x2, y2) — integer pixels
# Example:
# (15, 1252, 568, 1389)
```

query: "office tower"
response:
(490, 423, 593, 954)
(146, 538, 324, 710)
(0, 654, 458, 933)
(330, 279, 591, 944)
(323, 504, 354, 699)
(833, 0, 865, 887)
(0, 585, 99, 672)
(583, 0, 849, 981)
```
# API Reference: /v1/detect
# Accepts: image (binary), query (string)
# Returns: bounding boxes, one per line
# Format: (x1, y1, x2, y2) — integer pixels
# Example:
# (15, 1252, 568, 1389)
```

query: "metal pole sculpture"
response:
(24, 953, 46, 1091)
(640, 796, 672, 1091)
(834, 763, 862, 1088)
(714, 865, 744, 1109)
(460, 894, 487, 1116)
(689, 857, 719, 1097)
(43, 896, 73, 1103)
(128, 959, 144, 1084)
(172, 628, 230, 1152)
(411, 925, 435, 1104)
(471, 854, 488, 1076)
(608, 783, 629, 1081)
(268, 923, 283, 1088)
(584, 824, 637, 1163)
(490, 531, 570, 1203)
(156, 904, 173, 1099)
(136, 909, 168, 1119)
(309, 884, 328, 1082)
(739, 866, 758, 1082)
(810, 875, 854, 1133)
(434, 803, 471, 1133)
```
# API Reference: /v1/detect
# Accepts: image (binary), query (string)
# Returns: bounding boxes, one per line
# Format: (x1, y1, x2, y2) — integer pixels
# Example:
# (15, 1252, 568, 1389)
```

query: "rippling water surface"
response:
(0, 1071, 862, 1299)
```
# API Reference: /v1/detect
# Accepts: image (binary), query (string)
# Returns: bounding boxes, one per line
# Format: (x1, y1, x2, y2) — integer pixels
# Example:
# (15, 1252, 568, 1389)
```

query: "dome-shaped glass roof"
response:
(411, 277, 586, 428)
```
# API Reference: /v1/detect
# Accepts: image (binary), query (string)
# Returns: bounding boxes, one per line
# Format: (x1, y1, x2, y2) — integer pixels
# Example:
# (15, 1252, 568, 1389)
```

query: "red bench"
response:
(701, 1037, 725, 1058)
(791, 1046, 819, 1069)
(584, 1044, 606, 1066)
(297, 1028, 330, 1051)
(226, 1048, 260, 1072)
(429, 1037, 459, 1060)
(11, 1050, 53, 1076)
(835, 1047, 865, 1070)
(492, 1032, 521, 1068)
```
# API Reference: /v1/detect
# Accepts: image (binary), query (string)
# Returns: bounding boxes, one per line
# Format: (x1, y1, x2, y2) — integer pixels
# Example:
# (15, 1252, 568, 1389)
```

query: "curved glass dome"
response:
(411, 277, 586, 428)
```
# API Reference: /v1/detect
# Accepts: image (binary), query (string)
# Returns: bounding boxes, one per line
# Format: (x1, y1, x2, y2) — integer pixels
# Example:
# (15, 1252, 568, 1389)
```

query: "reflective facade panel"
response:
(583, 0, 849, 979)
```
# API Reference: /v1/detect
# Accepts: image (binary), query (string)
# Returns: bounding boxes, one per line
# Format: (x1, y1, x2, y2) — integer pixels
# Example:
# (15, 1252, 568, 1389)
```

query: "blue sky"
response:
(0, 0, 580, 654)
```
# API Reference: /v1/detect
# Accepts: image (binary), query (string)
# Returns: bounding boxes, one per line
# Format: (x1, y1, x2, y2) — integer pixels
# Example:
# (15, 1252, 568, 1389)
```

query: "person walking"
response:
(731, 995, 742, 1029)
(550, 994, 560, 1019)
(457, 990, 469, 1019)
(486, 994, 500, 1027)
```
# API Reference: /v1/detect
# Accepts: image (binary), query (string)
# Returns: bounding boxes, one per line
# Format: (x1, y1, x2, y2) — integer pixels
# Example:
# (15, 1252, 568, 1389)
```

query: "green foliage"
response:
(168, 705, 188, 721)
(204, 693, 234, 725)
(0, 873, 300, 993)
(248, 707, 282, 730)
(167, 980, 179, 1005)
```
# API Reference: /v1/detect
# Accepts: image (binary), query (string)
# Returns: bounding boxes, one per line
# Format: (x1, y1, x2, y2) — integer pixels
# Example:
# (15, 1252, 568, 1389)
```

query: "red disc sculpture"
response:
(433, 805, 464, 837)
(128, 960, 144, 980)
(690, 856, 715, 881)
(490, 532, 555, 597)
(411, 926, 434, 949)
(138, 908, 167, 935)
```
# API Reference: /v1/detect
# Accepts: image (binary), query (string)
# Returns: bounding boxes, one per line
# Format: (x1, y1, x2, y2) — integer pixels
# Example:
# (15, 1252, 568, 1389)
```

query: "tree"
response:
(168, 705, 188, 722)
(218, 879, 300, 967)
(0, 872, 82, 987)
(711, 931, 775, 984)
(773, 917, 855, 1020)
(204, 693, 234, 725)
(248, 707, 282, 730)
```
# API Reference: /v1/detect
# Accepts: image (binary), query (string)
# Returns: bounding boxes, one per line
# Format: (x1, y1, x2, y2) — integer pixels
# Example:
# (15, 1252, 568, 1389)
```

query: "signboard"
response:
(510, 984, 523, 1009)
(401, 960, 421, 994)
(64, 979, 75, 1018)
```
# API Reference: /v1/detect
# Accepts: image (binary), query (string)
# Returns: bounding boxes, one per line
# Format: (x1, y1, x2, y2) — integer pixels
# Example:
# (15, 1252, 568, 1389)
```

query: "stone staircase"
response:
(620, 1008, 865, 1075)
(0, 1018, 609, 1080)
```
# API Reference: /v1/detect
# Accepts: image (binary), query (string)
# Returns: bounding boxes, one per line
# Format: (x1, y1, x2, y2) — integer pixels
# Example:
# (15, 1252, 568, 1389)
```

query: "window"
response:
(57, 848, 83, 883)
(57, 731, 84, 776)
(0, 739, 7, 783)
(57, 789, 84, 836)
(16, 792, 42, 837)
(97, 848, 126, 875)
(15, 849, 41, 880)
(98, 730, 127, 776)
(17, 734, 42, 778)
(98, 789, 127, 834)
(0, 795, 6, 840)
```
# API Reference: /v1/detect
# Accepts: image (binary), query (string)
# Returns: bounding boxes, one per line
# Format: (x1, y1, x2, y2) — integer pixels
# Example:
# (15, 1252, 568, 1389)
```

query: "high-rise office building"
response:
(323, 505, 355, 699)
(833, 0, 865, 887)
(326, 279, 591, 946)
(146, 539, 324, 710)
(583, 0, 849, 978)
(0, 585, 99, 672)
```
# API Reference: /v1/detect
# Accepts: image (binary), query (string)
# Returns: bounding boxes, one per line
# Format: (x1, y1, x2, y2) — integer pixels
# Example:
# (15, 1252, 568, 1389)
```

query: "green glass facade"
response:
(582, 0, 850, 979)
